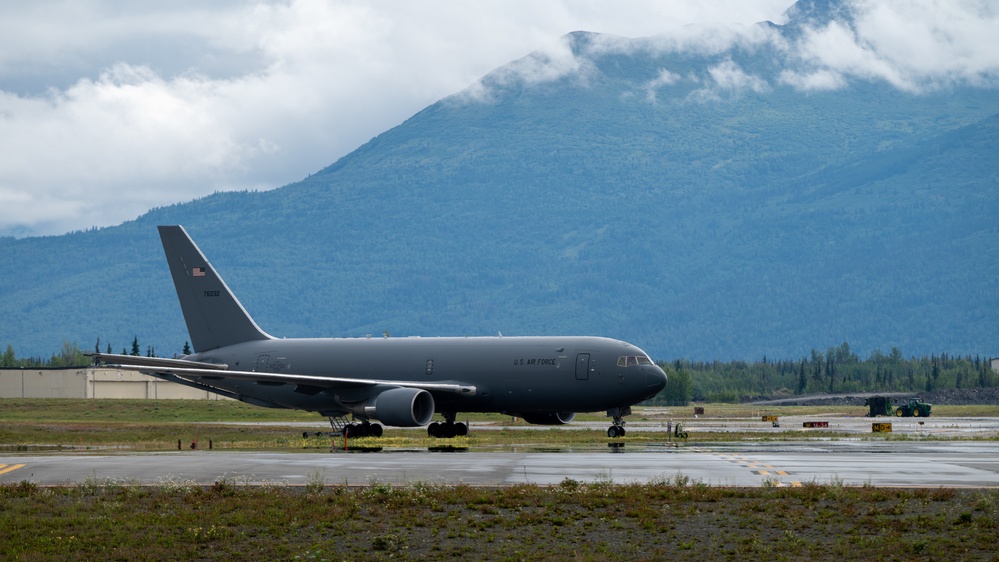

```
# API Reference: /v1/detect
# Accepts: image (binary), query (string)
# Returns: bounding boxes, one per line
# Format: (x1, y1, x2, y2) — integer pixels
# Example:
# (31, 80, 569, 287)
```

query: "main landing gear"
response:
(344, 421, 383, 438)
(303, 415, 383, 439)
(606, 406, 631, 438)
(427, 412, 468, 438)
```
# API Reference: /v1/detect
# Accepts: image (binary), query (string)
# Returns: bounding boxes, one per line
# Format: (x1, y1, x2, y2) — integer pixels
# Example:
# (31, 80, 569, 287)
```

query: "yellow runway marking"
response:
(0, 463, 26, 476)
(717, 453, 795, 485)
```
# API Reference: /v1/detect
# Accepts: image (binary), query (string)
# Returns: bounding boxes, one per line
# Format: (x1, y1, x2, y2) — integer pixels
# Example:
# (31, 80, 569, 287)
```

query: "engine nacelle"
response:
(360, 387, 435, 427)
(520, 412, 576, 425)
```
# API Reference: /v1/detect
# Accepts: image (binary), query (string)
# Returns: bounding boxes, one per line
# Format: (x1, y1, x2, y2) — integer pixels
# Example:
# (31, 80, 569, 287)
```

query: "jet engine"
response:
(360, 387, 435, 427)
(520, 412, 576, 425)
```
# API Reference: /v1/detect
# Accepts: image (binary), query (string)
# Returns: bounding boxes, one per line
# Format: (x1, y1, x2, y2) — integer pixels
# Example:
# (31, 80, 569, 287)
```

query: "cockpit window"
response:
(617, 355, 654, 367)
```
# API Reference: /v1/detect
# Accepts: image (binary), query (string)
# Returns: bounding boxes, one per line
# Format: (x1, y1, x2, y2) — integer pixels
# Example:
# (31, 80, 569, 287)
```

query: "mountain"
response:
(2, 1, 997, 361)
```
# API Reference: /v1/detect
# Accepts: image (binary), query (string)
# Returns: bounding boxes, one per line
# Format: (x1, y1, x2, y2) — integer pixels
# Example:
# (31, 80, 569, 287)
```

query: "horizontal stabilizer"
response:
(88, 352, 228, 371)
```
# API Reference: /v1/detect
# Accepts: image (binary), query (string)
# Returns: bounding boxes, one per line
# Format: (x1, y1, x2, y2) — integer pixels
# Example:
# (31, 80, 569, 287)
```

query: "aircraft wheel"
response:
(443, 423, 457, 438)
(456, 422, 468, 437)
(427, 422, 440, 438)
(607, 426, 619, 438)
(370, 424, 383, 437)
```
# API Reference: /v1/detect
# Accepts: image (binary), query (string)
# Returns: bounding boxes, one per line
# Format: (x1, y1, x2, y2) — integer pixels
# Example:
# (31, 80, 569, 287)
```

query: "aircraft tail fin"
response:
(158, 225, 272, 352)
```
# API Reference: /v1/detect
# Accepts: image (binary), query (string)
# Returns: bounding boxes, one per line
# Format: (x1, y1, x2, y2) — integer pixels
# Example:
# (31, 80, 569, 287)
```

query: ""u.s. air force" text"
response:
(513, 358, 559, 366)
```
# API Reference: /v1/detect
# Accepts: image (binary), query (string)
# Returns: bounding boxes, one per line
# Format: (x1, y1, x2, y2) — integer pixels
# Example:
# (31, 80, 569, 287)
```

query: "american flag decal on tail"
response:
(192, 267, 206, 277)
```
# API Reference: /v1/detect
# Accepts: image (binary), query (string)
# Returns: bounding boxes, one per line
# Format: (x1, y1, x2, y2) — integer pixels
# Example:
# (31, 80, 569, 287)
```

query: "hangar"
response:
(0, 367, 226, 400)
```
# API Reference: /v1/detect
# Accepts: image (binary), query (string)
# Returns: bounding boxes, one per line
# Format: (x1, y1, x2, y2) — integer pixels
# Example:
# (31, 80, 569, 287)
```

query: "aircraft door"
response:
(575, 353, 590, 381)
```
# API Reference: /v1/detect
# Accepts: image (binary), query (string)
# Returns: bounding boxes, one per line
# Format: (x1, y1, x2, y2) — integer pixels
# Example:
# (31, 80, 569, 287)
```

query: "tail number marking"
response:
(203, 290, 221, 297)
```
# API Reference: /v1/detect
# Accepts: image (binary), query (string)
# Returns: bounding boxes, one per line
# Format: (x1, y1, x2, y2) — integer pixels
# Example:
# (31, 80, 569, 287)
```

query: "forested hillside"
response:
(1, 0, 997, 361)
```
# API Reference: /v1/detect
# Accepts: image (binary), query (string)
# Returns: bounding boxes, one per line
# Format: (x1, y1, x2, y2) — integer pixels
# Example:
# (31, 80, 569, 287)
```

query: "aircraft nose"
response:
(647, 365, 667, 392)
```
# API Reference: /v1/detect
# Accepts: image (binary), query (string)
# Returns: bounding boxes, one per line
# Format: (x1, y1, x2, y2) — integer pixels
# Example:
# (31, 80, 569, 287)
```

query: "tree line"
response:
(0, 337, 189, 369)
(647, 342, 997, 406)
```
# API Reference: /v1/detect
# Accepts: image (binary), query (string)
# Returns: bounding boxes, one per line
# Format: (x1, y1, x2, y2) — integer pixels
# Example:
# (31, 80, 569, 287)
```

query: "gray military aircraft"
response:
(92, 225, 667, 438)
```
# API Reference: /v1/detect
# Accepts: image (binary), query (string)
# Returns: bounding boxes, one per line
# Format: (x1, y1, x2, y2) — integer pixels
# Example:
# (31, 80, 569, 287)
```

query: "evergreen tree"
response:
(810, 349, 823, 386)
(890, 347, 903, 364)
(2, 344, 14, 367)
(131, 336, 140, 356)
(655, 364, 693, 406)
(183, 341, 191, 355)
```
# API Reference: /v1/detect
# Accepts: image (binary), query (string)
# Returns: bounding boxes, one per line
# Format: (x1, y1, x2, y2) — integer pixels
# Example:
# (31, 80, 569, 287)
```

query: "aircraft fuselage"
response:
(189, 335, 665, 416)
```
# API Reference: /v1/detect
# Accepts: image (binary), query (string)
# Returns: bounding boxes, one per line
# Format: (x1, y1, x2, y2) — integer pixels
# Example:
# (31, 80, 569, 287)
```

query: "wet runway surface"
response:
(3, 440, 998, 488)
(4, 413, 998, 488)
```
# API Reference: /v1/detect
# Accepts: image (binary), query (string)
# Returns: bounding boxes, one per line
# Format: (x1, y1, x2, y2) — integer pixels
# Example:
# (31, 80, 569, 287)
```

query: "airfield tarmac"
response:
(2, 415, 997, 488)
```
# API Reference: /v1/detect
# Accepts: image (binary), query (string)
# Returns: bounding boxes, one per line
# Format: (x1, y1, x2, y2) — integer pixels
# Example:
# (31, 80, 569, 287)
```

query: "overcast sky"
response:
(1, 0, 997, 237)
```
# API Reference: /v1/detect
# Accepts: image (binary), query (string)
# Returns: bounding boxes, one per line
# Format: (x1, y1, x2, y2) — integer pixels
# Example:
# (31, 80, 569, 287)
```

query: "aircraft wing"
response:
(87, 353, 476, 396)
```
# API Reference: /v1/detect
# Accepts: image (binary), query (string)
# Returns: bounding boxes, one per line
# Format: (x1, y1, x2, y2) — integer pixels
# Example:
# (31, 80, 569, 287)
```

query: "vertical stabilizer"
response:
(158, 225, 272, 352)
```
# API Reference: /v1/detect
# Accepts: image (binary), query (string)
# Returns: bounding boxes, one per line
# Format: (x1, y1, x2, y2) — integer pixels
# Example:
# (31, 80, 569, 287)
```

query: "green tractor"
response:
(894, 397, 932, 417)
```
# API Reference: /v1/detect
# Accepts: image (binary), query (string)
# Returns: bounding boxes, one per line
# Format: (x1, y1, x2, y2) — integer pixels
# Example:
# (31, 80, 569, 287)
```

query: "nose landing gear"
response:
(607, 406, 631, 438)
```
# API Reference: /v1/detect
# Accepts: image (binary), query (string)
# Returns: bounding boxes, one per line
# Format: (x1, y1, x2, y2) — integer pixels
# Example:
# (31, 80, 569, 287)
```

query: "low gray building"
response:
(0, 367, 227, 400)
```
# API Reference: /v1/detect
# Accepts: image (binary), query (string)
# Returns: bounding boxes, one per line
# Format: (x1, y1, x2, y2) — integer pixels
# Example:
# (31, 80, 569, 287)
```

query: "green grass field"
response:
(2, 477, 998, 560)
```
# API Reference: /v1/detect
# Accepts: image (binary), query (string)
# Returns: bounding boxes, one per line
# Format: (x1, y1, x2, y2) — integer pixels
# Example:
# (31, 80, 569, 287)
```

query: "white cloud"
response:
(708, 60, 771, 94)
(643, 68, 683, 103)
(778, 67, 847, 91)
(601, 21, 784, 58)
(784, 0, 999, 92)
(2, 0, 996, 236)
(456, 33, 590, 104)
